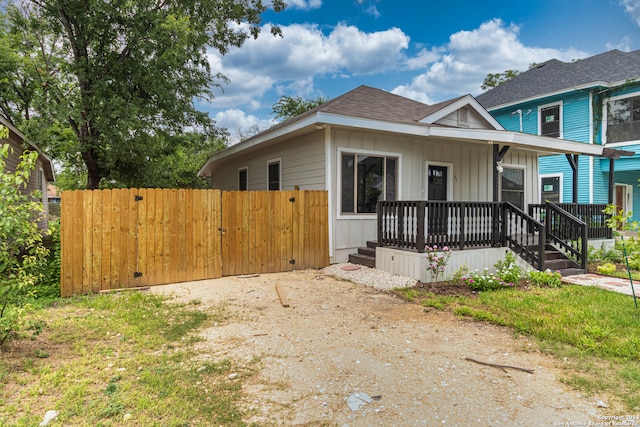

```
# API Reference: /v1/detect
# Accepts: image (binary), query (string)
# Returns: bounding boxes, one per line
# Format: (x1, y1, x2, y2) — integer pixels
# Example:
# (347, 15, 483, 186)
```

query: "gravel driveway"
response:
(149, 267, 608, 426)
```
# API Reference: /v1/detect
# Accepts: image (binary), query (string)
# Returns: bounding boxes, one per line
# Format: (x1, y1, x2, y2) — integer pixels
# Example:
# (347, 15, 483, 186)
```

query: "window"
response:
(238, 168, 248, 191)
(268, 160, 280, 191)
(341, 153, 397, 214)
(540, 105, 560, 137)
(540, 175, 561, 204)
(606, 94, 640, 143)
(501, 167, 525, 210)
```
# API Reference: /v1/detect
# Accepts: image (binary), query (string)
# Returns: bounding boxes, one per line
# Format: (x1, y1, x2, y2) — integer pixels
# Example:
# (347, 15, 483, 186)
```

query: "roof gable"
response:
(418, 94, 503, 130)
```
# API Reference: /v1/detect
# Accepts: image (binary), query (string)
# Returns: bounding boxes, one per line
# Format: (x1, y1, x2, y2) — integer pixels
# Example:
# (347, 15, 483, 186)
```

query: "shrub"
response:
(597, 263, 617, 276)
(425, 245, 452, 282)
(463, 252, 522, 291)
(33, 219, 61, 299)
(0, 144, 49, 346)
(527, 269, 562, 288)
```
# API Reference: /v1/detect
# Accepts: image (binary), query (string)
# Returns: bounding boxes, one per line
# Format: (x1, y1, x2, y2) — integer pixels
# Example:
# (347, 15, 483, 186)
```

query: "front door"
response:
(427, 165, 449, 236)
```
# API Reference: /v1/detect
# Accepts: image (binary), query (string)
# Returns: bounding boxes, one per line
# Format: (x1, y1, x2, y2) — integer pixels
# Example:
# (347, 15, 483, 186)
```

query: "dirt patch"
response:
(150, 270, 607, 426)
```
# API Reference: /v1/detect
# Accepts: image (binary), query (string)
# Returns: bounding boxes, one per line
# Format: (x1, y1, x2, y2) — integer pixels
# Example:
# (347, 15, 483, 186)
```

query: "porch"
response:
(355, 201, 612, 282)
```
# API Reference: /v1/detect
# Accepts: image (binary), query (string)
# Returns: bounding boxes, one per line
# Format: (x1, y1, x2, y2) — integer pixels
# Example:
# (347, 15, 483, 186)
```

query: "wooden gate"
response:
(60, 189, 329, 296)
(221, 190, 329, 276)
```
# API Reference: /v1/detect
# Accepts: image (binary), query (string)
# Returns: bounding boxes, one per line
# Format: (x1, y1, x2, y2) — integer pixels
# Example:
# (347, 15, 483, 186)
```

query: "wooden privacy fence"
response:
(61, 189, 329, 296)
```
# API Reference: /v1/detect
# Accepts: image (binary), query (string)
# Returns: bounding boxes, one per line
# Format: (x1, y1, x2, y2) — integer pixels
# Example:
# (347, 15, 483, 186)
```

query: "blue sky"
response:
(203, 0, 640, 143)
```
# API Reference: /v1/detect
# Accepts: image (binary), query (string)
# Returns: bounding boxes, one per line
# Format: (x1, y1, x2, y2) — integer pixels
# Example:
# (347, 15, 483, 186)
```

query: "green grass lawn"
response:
(0, 292, 257, 427)
(395, 284, 640, 412)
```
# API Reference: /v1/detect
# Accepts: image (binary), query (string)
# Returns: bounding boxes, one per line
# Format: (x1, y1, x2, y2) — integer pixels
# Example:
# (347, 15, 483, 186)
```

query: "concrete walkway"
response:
(562, 273, 639, 297)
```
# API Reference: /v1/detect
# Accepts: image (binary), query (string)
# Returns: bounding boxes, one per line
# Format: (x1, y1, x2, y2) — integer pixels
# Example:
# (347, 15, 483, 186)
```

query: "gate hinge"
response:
(289, 197, 295, 202)
(134, 271, 143, 278)
(289, 259, 296, 265)
(134, 195, 143, 201)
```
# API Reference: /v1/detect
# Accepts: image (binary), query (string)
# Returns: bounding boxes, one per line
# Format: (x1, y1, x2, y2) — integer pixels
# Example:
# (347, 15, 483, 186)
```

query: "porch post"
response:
(565, 154, 579, 203)
(608, 158, 615, 204)
(493, 145, 510, 201)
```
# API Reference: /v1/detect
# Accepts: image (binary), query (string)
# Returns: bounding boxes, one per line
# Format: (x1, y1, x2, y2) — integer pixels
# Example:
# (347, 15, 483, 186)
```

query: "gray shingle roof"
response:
(475, 49, 640, 109)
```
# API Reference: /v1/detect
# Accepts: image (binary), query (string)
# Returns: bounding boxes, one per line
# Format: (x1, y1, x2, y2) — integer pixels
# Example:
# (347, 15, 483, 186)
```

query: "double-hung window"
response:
(540, 104, 561, 138)
(341, 153, 397, 214)
(606, 94, 640, 143)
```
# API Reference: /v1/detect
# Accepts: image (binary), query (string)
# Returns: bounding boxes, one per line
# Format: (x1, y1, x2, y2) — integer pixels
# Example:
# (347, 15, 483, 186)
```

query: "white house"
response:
(199, 86, 610, 281)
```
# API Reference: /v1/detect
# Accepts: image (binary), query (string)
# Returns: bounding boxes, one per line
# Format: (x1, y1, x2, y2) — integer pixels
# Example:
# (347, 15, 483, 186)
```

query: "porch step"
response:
(531, 245, 585, 276)
(348, 241, 378, 268)
(558, 267, 585, 277)
(348, 253, 376, 268)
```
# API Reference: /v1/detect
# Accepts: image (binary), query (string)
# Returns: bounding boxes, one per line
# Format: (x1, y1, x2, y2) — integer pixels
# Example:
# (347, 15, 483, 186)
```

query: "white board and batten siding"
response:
(377, 246, 532, 283)
(330, 127, 540, 262)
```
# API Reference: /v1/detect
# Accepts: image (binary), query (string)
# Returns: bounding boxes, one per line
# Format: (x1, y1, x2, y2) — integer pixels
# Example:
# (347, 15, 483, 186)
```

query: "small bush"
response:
(424, 244, 452, 282)
(463, 252, 522, 291)
(527, 269, 562, 288)
(597, 263, 617, 276)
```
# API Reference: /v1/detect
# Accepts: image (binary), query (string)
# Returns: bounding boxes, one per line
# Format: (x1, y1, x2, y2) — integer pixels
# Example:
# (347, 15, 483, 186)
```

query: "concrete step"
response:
(348, 253, 376, 268)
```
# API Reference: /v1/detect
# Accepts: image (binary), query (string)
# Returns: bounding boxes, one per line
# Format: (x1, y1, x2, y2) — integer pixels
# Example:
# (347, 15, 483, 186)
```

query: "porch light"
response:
(496, 162, 503, 173)
(487, 140, 494, 144)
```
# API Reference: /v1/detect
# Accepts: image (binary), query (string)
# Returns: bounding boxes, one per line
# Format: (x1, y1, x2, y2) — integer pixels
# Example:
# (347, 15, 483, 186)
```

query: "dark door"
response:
(428, 165, 448, 236)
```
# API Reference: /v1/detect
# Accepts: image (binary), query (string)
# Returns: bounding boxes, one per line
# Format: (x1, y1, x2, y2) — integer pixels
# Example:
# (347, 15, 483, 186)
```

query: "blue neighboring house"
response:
(476, 49, 640, 221)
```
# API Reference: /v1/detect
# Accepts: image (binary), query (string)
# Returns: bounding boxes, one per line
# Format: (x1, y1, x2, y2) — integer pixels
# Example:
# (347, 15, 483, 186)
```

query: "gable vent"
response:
(457, 107, 469, 127)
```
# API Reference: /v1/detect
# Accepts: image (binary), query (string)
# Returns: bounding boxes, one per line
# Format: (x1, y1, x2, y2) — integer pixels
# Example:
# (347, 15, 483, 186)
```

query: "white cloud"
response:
(285, 0, 322, 10)
(621, 0, 640, 26)
(214, 109, 276, 145)
(393, 19, 589, 102)
(606, 36, 632, 51)
(207, 23, 409, 108)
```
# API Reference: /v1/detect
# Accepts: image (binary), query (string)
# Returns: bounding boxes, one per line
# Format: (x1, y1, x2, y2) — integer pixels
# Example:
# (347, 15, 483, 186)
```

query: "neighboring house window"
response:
(540, 175, 561, 204)
(606, 94, 640, 143)
(501, 167, 525, 210)
(268, 160, 280, 191)
(238, 167, 248, 191)
(539, 104, 561, 137)
(341, 153, 397, 214)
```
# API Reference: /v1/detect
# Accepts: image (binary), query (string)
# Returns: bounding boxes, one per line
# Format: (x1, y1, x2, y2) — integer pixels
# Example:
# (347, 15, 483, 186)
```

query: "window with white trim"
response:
(606, 94, 640, 143)
(501, 167, 525, 210)
(341, 153, 397, 214)
(539, 104, 561, 137)
(267, 160, 280, 191)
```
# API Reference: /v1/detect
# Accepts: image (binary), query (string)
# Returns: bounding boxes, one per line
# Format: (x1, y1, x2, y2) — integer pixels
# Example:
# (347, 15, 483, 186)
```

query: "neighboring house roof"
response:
(0, 115, 55, 181)
(199, 85, 604, 176)
(476, 49, 640, 110)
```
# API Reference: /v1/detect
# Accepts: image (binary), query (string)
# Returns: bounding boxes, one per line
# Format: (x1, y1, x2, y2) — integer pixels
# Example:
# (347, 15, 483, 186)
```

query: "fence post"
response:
(539, 223, 546, 271)
(417, 201, 425, 252)
(377, 201, 383, 247)
(581, 223, 588, 271)
(459, 202, 466, 250)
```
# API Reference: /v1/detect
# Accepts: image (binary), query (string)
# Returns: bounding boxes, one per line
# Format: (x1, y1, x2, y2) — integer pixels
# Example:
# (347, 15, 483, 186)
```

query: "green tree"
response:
(0, 144, 49, 345)
(0, 0, 284, 189)
(481, 69, 521, 91)
(272, 95, 329, 121)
